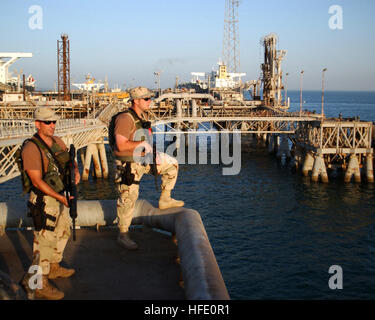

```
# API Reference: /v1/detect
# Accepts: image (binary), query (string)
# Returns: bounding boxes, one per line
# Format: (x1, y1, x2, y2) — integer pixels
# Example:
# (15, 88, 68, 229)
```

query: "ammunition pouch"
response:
(27, 192, 56, 232)
(54, 150, 70, 167)
(43, 171, 65, 193)
(117, 162, 140, 186)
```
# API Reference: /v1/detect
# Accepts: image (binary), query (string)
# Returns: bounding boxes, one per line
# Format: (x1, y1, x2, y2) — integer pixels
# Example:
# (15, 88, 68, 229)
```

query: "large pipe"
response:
(0, 199, 230, 300)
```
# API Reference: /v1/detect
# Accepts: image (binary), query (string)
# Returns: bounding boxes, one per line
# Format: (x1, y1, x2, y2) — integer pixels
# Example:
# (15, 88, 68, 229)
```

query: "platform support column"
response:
(98, 143, 108, 179)
(262, 133, 268, 143)
(311, 154, 328, 183)
(276, 135, 291, 160)
(267, 134, 274, 153)
(82, 144, 93, 181)
(302, 152, 314, 177)
(82, 143, 104, 180)
(91, 144, 102, 178)
(344, 154, 361, 183)
(365, 153, 374, 183)
(273, 135, 279, 154)
(293, 144, 304, 171)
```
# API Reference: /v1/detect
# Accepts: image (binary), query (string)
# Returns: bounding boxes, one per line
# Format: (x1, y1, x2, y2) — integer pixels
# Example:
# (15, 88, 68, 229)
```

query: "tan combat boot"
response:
(48, 263, 75, 279)
(35, 275, 64, 300)
(159, 190, 184, 210)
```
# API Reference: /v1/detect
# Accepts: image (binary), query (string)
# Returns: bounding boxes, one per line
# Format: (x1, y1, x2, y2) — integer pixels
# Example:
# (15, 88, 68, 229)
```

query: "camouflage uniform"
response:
(112, 87, 183, 248)
(19, 106, 76, 300)
(29, 191, 71, 275)
(115, 152, 179, 233)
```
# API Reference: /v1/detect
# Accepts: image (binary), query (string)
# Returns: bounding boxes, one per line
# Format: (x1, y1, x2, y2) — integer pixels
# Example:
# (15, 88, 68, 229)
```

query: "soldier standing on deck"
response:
(21, 106, 80, 300)
(110, 87, 184, 250)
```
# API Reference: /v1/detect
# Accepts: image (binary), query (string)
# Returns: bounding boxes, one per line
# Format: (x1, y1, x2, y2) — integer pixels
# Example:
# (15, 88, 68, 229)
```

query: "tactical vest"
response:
(109, 108, 152, 163)
(16, 134, 70, 194)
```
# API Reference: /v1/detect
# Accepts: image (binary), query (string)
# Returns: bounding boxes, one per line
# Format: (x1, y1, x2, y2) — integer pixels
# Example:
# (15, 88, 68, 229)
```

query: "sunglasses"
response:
(143, 97, 151, 101)
(41, 120, 57, 125)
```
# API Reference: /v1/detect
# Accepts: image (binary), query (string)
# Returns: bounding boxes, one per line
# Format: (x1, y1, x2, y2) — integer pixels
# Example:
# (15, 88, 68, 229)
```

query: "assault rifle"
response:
(142, 121, 159, 192)
(150, 145, 159, 192)
(65, 144, 78, 241)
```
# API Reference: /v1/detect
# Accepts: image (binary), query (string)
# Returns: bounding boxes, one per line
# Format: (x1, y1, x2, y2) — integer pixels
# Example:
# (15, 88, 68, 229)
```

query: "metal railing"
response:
(0, 118, 101, 140)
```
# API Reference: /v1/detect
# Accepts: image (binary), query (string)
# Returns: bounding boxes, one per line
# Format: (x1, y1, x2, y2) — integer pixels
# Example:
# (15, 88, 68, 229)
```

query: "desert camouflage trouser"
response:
(115, 152, 179, 233)
(29, 191, 71, 275)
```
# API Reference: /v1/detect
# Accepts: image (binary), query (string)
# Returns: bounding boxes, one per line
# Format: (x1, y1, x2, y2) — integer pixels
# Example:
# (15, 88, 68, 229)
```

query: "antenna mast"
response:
(223, 0, 240, 73)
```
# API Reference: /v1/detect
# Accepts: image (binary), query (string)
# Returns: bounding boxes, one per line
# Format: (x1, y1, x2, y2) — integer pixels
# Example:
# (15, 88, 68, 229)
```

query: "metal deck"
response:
(0, 226, 185, 300)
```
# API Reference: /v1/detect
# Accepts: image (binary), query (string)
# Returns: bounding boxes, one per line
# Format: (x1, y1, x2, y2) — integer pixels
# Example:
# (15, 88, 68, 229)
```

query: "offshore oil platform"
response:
(1, 31, 373, 185)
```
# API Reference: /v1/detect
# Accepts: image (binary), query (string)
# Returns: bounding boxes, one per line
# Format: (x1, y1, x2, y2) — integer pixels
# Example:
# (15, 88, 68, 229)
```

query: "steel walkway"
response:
(0, 100, 373, 184)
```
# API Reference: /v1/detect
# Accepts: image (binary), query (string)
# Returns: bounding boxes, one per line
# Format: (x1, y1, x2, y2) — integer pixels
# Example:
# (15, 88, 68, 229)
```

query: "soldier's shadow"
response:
(0, 229, 33, 283)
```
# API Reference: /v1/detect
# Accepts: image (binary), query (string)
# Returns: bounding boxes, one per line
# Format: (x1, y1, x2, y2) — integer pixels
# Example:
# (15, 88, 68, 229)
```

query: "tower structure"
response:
(261, 33, 286, 107)
(57, 34, 70, 101)
(222, 0, 240, 73)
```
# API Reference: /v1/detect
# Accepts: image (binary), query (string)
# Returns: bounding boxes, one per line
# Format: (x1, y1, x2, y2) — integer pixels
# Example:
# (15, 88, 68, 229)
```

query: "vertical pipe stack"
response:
(175, 99, 182, 149)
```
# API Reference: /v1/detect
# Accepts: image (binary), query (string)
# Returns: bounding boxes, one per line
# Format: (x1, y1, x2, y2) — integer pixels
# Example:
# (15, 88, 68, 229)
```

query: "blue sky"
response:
(1, 0, 374, 91)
